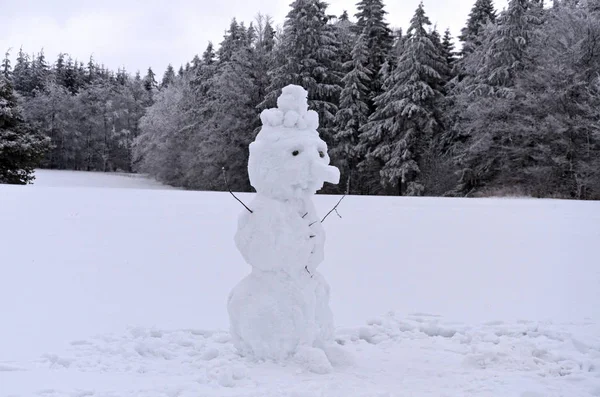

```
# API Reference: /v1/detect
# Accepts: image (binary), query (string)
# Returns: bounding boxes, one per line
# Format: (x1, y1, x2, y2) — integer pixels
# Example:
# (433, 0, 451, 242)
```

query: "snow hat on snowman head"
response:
(248, 85, 340, 199)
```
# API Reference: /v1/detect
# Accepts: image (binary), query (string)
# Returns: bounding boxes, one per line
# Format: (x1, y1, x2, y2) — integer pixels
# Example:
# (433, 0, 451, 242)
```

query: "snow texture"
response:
(1, 170, 599, 396)
(229, 85, 341, 371)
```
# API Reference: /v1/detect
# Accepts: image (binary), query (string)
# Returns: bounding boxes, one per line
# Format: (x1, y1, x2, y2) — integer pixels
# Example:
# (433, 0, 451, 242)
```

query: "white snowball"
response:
(294, 346, 333, 374)
(228, 270, 333, 361)
(283, 110, 300, 128)
(260, 108, 284, 127)
(277, 85, 309, 114)
(306, 110, 319, 130)
(296, 116, 308, 130)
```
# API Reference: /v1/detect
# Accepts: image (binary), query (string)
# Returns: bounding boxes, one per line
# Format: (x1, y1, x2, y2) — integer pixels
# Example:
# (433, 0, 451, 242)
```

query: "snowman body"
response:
(227, 85, 340, 370)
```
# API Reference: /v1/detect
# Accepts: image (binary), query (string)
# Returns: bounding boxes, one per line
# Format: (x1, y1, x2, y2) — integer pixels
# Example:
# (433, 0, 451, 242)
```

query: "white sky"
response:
(1, 0, 509, 77)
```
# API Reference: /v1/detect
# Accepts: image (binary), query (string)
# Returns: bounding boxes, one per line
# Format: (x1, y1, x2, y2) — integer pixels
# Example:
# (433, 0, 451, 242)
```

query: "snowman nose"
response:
(312, 162, 340, 185)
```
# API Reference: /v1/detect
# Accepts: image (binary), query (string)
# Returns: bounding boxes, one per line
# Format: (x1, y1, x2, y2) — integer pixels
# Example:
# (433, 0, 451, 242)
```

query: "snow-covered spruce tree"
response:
(12, 48, 32, 95)
(183, 22, 262, 191)
(31, 49, 50, 94)
(332, 33, 371, 193)
(143, 67, 158, 92)
(459, 0, 497, 55)
(260, 0, 341, 144)
(134, 76, 193, 185)
(2, 49, 10, 80)
(0, 76, 50, 184)
(451, 0, 541, 196)
(508, 0, 600, 199)
(359, 2, 447, 196)
(441, 29, 457, 75)
(429, 27, 454, 86)
(353, 0, 393, 110)
(334, 11, 357, 73)
(161, 64, 176, 88)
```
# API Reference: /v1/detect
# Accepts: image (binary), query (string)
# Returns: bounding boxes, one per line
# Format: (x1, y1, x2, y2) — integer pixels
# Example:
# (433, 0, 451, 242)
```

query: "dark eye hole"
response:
(319, 150, 325, 158)
(292, 150, 300, 156)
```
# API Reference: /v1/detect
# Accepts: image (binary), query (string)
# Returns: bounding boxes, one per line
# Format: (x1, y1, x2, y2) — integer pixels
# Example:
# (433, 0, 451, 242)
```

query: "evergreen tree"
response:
(2, 49, 11, 79)
(359, 2, 446, 195)
(143, 67, 157, 92)
(335, 10, 356, 73)
(441, 29, 457, 73)
(31, 49, 50, 93)
(333, 34, 371, 193)
(219, 19, 247, 63)
(260, 20, 276, 53)
(353, 0, 393, 109)
(452, 0, 543, 195)
(468, 0, 538, 96)
(261, 0, 342, 142)
(0, 76, 50, 184)
(459, 0, 497, 54)
(202, 42, 216, 65)
(54, 53, 67, 87)
(86, 55, 96, 83)
(13, 47, 32, 94)
(62, 56, 80, 94)
(116, 67, 128, 85)
(161, 64, 176, 88)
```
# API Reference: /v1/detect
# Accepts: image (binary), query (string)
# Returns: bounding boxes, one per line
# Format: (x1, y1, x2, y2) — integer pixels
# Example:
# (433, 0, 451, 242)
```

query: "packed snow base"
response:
(229, 85, 343, 372)
(1, 170, 599, 396)
(2, 314, 599, 397)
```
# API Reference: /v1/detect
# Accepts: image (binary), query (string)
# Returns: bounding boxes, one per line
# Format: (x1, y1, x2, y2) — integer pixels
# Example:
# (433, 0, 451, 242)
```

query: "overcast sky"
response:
(1, 0, 508, 77)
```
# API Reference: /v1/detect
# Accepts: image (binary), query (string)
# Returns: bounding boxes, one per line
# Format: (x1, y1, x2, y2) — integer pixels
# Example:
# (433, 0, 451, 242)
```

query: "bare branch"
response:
(321, 194, 346, 223)
(321, 176, 350, 223)
(221, 167, 253, 214)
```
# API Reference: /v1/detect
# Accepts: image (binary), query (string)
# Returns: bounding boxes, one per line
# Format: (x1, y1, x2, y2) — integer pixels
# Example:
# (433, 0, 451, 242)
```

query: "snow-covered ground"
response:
(29, 169, 178, 190)
(1, 170, 599, 396)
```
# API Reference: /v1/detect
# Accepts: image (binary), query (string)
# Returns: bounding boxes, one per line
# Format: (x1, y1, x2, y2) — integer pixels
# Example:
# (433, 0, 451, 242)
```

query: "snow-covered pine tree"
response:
(218, 19, 247, 63)
(359, 2, 446, 196)
(0, 76, 50, 184)
(161, 64, 176, 88)
(116, 67, 128, 86)
(451, 0, 541, 196)
(353, 0, 393, 110)
(2, 49, 10, 80)
(260, 0, 342, 143)
(459, 0, 497, 54)
(335, 11, 357, 74)
(62, 56, 80, 94)
(31, 49, 50, 93)
(12, 47, 32, 95)
(143, 67, 157, 92)
(467, 0, 537, 96)
(54, 53, 67, 87)
(86, 55, 96, 84)
(333, 33, 371, 193)
(441, 29, 457, 74)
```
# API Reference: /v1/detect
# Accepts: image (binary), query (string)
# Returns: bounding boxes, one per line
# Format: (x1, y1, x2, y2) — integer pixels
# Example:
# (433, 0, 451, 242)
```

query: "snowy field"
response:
(1, 169, 599, 396)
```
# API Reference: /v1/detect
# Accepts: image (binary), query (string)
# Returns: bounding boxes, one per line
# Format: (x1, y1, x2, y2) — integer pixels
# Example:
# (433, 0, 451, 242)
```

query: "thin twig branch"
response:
(221, 167, 253, 214)
(321, 175, 350, 223)
(321, 195, 346, 223)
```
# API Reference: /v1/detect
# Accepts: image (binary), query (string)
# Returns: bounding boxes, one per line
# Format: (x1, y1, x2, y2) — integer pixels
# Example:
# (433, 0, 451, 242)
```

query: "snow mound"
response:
(3, 315, 599, 396)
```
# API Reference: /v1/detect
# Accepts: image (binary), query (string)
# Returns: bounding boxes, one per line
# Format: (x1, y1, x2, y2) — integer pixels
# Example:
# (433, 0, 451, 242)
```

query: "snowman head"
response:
(248, 85, 340, 200)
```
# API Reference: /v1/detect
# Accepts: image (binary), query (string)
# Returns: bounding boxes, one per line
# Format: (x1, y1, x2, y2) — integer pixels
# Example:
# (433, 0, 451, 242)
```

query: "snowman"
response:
(227, 85, 347, 374)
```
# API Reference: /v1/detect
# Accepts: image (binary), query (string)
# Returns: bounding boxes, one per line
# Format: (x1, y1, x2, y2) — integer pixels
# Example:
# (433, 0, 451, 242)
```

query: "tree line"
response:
(1, 0, 599, 200)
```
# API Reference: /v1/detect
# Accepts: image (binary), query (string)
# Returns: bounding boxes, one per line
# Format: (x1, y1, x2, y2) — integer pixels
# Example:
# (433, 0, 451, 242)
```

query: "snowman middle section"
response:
(228, 194, 334, 360)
